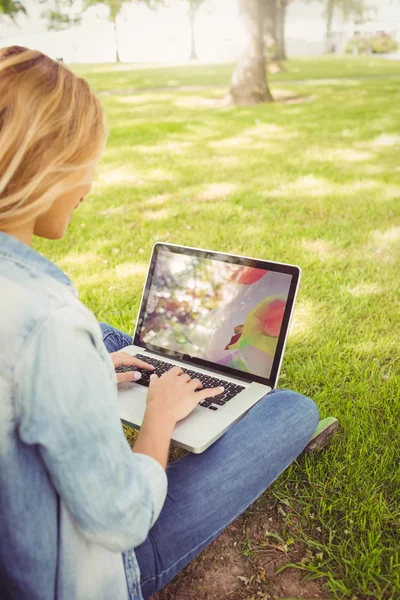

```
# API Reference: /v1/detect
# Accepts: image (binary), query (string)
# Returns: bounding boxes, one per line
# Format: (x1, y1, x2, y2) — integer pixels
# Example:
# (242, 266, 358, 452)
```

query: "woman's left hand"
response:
(110, 352, 155, 383)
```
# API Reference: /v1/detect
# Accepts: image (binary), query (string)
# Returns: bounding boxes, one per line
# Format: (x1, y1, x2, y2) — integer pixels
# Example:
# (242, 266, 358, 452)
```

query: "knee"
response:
(99, 322, 112, 339)
(274, 389, 320, 440)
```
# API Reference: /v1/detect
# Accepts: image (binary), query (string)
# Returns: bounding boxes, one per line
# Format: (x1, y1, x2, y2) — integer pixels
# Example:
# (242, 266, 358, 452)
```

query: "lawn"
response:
(35, 57, 400, 599)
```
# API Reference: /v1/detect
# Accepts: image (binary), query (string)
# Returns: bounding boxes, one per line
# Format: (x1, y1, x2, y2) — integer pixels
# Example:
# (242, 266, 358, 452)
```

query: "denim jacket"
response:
(0, 232, 167, 600)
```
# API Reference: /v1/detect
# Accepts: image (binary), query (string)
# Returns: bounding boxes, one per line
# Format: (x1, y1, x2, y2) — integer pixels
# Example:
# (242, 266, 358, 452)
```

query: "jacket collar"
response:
(0, 231, 75, 291)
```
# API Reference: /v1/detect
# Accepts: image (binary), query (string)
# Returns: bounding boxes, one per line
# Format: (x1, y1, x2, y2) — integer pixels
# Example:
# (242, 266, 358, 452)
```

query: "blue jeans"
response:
(100, 323, 319, 599)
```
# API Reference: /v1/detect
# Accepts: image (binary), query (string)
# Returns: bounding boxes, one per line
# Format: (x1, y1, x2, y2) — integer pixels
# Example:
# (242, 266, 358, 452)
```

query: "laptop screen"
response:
(135, 244, 300, 387)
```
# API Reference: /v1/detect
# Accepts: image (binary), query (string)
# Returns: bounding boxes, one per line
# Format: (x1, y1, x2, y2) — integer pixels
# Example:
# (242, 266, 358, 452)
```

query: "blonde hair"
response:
(0, 46, 107, 229)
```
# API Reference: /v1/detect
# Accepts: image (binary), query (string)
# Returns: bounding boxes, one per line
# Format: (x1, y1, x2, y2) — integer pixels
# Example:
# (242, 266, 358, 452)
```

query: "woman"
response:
(0, 46, 319, 600)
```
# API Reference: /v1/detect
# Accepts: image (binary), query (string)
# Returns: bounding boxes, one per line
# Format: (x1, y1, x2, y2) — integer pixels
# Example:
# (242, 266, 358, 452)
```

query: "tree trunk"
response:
(275, 0, 287, 61)
(325, 0, 335, 54)
(262, 0, 277, 59)
(189, 6, 197, 60)
(229, 0, 273, 105)
(113, 19, 121, 63)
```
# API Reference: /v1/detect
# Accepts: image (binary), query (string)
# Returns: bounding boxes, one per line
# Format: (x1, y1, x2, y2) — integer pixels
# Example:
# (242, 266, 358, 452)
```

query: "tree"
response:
(41, 0, 81, 31)
(275, 0, 289, 60)
(186, 0, 205, 60)
(84, 0, 127, 62)
(322, 0, 371, 53)
(83, 0, 162, 62)
(0, 0, 26, 22)
(262, 0, 290, 61)
(229, 0, 273, 105)
(261, 0, 292, 64)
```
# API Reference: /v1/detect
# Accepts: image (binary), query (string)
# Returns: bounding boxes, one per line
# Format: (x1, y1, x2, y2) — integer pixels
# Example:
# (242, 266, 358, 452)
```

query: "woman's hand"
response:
(110, 351, 155, 384)
(146, 366, 224, 424)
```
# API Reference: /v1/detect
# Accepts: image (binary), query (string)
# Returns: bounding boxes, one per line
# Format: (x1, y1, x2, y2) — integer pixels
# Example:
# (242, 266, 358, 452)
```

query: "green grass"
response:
(72, 55, 400, 92)
(35, 57, 400, 599)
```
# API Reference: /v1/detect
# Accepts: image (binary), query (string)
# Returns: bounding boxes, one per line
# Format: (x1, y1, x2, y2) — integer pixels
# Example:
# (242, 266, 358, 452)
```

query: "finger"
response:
(169, 366, 184, 376)
(189, 378, 203, 391)
(197, 385, 224, 400)
(149, 373, 159, 386)
(180, 373, 191, 383)
(117, 371, 142, 384)
(113, 353, 155, 370)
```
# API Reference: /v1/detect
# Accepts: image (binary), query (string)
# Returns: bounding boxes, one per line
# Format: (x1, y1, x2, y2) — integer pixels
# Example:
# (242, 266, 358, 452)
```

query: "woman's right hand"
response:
(145, 366, 224, 424)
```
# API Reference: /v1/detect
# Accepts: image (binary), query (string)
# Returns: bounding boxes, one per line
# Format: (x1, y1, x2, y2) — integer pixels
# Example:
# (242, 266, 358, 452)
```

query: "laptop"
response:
(117, 242, 301, 453)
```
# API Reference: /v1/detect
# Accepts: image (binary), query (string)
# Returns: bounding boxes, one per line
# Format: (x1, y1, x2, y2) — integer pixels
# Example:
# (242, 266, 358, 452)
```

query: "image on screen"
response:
(139, 250, 292, 379)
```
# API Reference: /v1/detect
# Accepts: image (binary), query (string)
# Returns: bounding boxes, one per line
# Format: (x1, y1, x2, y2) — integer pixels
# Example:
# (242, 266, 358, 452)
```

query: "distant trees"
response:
(185, 0, 205, 60)
(42, 0, 162, 61)
(83, 0, 129, 62)
(41, 0, 81, 31)
(229, 0, 273, 105)
(0, 0, 26, 22)
(261, 0, 372, 63)
(89, 0, 163, 62)
(323, 0, 371, 53)
(27, 0, 376, 95)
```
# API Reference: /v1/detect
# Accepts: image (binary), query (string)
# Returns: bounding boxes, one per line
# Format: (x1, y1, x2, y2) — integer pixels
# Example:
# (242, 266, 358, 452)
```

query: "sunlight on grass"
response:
(301, 238, 337, 260)
(375, 184, 400, 201)
(353, 226, 400, 265)
(268, 176, 379, 200)
(114, 263, 148, 278)
(145, 168, 174, 182)
(273, 175, 332, 198)
(198, 182, 238, 201)
(308, 148, 375, 163)
(209, 122, 296, 151)
(288, 299, 318, 340)
(100, 204, 132, 216)
(371, 226, 400, 249)
(243, 122, 299, 141)
(142, 207, 170, 221)
(343, 283, 382, 297)
(355, 164, 389, 176)
(96, 167, 142, 187)
(77, 263, 148, 286)
(174, 95, 221, 109)
(242, 122, 288, 136)
(209, 135, 254, 148)
(106, 107, 165, 119)
(365, 133, 400, 149)
(350, 336, 398, 356)
(145, 193, 171, 207)
(135, 141, 192, 154)
(59, 252, 104, 271)
(95, 165, 174, 188)
(216, 155, 240, 165)
(114, 93, 174, 104)
(306, 78, 361, 86)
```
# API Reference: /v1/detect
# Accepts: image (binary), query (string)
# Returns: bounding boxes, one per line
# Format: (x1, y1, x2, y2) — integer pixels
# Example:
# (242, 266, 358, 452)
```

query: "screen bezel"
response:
(133, 243, 300, 389)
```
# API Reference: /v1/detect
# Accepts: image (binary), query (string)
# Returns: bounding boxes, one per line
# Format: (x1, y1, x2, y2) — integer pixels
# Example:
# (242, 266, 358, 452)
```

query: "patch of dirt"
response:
(120, 435, 332, 600)
(152, 494, 331, 600)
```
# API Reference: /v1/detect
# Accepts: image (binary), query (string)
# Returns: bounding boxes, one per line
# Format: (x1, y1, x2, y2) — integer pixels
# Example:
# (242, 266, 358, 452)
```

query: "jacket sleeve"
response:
(14, 303, 168, 552)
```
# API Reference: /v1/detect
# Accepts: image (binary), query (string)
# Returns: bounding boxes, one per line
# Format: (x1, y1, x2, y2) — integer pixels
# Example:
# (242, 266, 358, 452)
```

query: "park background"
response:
(1, 1, 399, 599)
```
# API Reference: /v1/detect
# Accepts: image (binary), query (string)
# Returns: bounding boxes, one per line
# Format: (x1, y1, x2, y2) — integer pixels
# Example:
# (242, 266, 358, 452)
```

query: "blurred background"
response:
(1, 0, 399, 64)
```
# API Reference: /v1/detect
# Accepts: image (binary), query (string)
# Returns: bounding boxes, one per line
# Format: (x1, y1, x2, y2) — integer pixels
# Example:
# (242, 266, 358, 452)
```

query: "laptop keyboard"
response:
(116, 354, 245, 411)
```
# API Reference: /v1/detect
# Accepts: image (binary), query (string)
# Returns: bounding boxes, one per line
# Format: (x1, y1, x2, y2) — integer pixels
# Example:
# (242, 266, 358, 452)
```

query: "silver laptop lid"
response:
(133, 243, 301, 389)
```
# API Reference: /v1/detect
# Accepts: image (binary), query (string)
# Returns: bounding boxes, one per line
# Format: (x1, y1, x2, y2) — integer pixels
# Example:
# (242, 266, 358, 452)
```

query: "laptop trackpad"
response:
(118, 383, 147, 428)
